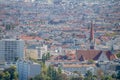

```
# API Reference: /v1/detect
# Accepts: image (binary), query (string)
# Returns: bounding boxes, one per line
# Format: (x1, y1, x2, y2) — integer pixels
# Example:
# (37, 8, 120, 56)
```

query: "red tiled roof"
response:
(19, 35, 43, 41)
(76, 50, 101, 61)
(76, 34, 86, 38)
(76, 50, 117, 61)
(106, 51, 118, 60)
(66, 53, 76, 59)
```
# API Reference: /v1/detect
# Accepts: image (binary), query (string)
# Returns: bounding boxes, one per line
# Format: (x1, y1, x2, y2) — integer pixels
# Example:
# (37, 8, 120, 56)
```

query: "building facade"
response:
(17, 60, 41, 80)
(37, 45, 48, 59)
(0, 39, 24, 63)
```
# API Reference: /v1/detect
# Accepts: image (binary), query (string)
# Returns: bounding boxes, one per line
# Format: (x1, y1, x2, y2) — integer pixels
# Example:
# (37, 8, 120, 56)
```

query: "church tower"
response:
(90, 21, 95, 49)
(90, 22, 94, 42)
(110, 40, 114, 54)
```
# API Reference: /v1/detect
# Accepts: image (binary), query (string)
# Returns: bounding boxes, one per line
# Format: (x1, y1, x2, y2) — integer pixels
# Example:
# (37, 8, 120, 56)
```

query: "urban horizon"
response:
(0, 0, 120, 80)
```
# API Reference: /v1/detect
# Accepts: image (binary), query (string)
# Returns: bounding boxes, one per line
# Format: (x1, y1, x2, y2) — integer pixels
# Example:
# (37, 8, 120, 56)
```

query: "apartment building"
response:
(17, 60, 41, 80)
(0, 39, 24, 63)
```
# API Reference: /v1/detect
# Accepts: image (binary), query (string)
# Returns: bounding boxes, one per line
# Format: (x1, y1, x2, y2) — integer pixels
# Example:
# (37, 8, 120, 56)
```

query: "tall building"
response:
(0, 39, 24, 63)
(90, 21, 95, 50)
(17, 60, 41, 80)
(0, 41, 5, 64)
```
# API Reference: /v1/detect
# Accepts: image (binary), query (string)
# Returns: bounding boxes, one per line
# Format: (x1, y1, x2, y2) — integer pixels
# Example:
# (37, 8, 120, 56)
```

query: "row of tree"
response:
(32, 66, 120, 80)
(31, 63, 65, 80)
(42, 52, 51, 63)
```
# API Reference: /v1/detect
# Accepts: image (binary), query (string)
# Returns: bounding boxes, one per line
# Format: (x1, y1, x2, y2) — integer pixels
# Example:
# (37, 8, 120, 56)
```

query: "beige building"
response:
(25, 45, 48, 59)
(25, 49, 38, 59)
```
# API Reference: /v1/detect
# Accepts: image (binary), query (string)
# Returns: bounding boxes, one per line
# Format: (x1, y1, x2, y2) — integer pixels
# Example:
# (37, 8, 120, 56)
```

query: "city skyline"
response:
(0, 0, 120, 80)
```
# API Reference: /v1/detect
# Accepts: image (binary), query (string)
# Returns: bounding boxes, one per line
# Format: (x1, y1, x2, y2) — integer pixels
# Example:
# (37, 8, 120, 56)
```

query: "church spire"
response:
(90, 21, 95, 49)
(90, 21, 94, 42)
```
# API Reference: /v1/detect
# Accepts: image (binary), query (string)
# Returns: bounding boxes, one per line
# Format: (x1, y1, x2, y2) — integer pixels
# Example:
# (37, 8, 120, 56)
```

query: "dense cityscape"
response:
(0, 0, 120, 80)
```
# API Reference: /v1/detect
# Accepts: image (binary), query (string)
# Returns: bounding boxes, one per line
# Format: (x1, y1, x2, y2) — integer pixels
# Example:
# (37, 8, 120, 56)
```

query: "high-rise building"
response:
(0, 39, 24, 63)
(17, 60, 41, 80)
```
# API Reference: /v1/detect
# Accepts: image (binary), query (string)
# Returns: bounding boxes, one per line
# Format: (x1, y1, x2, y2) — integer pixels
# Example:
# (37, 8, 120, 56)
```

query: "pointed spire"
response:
(90, 21, 94, 42)
(90, 21, 95, 49)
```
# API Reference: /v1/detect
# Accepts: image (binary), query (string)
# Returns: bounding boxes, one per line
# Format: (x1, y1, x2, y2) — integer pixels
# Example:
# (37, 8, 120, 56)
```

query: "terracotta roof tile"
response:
(106, 51, 118, 60)
(76, 50, 117, 61)
(19, 35, 43, 41)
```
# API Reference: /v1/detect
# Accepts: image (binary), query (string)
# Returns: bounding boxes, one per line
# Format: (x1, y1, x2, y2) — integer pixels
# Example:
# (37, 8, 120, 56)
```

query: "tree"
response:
(116, 52, 120, 58)
(84, 70, 96, 80)
(58, 66, 62, 74)
(33, 64, 69, 80)
(47, 65, 55, 80)
(40, 73, 51, 80)
(105, 76, 113, 80)
(4, 66, 18, 80)
(47, 65, 65, 80)
(42, 52, 51, 63)
(0, 72, 5, 80)
(70, 76, 84, 80)
(117, 71, 120, 79)
(33, 65, 51, 80)
(97, 69, 104, 79)
(41, 63, 47, 75)
(14, 57, 19, 62)
(4, 71, 10, 80)
(101, 75, 113, 80)
(57, 73, 69, 80)
(29, 77, 34, 80)
(111, 73, 117, 79)
(42, 54, 46, 63)
(92, 75, 97, 80)
(46, 52, 51, 60)
(85, 70, 92, 77)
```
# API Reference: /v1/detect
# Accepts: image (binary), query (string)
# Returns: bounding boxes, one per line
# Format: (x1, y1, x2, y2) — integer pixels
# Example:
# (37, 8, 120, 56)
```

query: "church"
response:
(76, 22, 118, 62)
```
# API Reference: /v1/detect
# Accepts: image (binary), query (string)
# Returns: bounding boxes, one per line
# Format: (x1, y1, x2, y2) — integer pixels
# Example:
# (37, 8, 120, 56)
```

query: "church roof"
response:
(76, 50, 117, 61)
(106, 51, 118, 60)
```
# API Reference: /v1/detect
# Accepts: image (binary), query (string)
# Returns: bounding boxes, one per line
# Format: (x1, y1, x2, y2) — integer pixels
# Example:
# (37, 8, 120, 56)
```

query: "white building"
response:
(0, 39, 24, 64)
(36, 45, 48, 59)
(62, 63, 97, 75)
(17, 60, 41, 80)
